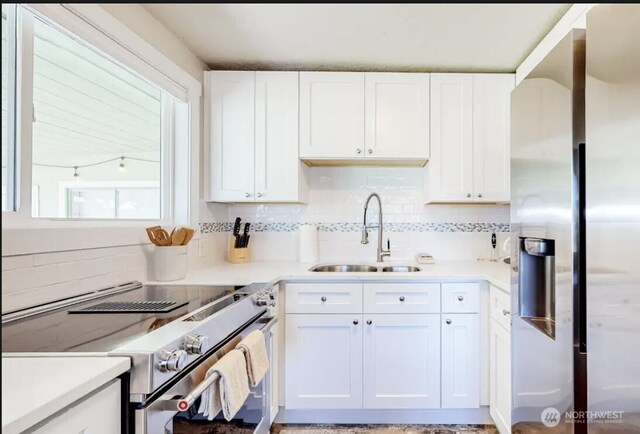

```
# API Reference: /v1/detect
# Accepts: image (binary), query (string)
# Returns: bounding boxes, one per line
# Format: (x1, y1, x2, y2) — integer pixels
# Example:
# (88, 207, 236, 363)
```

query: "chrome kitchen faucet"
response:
(361, 192, 391, 263)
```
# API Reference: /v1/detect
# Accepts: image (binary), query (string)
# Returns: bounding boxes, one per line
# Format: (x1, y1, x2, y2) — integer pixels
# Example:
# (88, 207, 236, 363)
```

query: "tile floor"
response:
(272, 425, 497, 434)
(173, 420, 498, 434)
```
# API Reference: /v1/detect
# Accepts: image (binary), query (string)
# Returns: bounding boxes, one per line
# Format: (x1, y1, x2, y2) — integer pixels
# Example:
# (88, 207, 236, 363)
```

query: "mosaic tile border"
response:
(200, 222, 510, 234)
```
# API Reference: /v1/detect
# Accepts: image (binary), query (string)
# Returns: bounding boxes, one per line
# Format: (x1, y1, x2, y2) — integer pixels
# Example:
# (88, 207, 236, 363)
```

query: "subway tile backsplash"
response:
(200, 167, 511, 263)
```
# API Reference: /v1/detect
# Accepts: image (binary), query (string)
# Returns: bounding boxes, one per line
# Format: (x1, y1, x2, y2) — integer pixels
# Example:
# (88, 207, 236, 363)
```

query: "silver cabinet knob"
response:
(321, 296, 327, 302)
(366, 319, 372, 325)
(445, 319, 452, 325)
(457, 295, 464, 302)
(477, 193, 483, 198)
(245, 192, 251, 198)
(182, 335, 209, 355)
(502, 309, 510, 316)
(158, 350, 188, 372)
(356, 148, 362, 154)
(367, 149, 373, 154)
(353, 319, 359, 325)
(467, 193, 471, 198)
(399, 296, 405, 302)
(257, 192, 263, 198)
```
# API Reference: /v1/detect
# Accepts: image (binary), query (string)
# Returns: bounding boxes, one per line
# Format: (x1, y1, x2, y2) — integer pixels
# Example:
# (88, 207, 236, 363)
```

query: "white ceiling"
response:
(143, 4, 571, 72)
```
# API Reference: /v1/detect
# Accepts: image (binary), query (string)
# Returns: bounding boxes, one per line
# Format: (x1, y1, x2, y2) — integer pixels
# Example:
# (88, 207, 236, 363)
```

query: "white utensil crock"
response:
(153, 245, 188, 281)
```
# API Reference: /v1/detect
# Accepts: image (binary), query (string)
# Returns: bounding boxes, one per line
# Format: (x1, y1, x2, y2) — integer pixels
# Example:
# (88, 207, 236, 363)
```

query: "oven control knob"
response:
(182, 335, 210, 355)
(158, 350, 188, 372)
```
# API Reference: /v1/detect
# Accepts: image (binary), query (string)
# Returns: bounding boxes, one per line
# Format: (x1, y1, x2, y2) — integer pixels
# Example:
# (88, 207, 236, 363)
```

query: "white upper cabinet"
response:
(428, 74, 474, 202)
(208, 71, 255, 202)
(299, 72, 365, 160)
(472, 74, 514, 202)
(300, 72, 429, 165)
(365, 73, 430, 161)
(427, 73, 514, 203)
(206, 71, 307, 203)
(254, 72, 306, 202)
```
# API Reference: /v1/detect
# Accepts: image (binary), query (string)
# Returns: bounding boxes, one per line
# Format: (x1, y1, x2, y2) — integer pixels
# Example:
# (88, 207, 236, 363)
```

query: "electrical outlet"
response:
(198, 240, 206, 257)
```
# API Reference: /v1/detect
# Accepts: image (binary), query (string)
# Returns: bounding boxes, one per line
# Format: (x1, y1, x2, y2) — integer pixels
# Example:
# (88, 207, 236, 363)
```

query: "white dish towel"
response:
(236, 330, 269, 387)
(200, 349, 250, 421)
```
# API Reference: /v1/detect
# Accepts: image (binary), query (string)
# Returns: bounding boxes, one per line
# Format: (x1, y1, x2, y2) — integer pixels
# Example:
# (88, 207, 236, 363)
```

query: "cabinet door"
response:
(490, 319, 512, 434)
(472, 74, 514, 203)
(33, 380, 121, 434)
(255, 72, 303, 202)
(441, 313, 480, 408)
(285, 314, 363, 409)
(207, 71, 255, 202)
(299, 72, 365, 159)
(365, 73, 430, 160)
(363, 314, 440, 409)
(428, 74, 474, 202)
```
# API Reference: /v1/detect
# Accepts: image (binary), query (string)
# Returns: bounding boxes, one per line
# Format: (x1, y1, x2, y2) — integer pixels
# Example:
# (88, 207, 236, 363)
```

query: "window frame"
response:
(3, 4, 19, 213)
(1, 4, 202, 255)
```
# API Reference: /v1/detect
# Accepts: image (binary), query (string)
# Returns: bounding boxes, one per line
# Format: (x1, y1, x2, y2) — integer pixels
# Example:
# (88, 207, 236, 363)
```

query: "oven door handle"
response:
(159, 315, 278, 412)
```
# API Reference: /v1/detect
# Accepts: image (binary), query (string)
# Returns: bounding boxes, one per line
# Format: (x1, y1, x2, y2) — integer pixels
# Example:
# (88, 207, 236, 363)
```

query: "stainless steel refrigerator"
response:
(510, 4, 640, 433)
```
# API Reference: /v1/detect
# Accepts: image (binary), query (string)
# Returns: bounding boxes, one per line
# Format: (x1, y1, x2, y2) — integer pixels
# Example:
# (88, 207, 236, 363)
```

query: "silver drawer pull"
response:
(446, 319, 452, 325)
(321, 296, 327, 302)
(502, 309, 510, 316)
(457, 295, 464, 301)
(399, 296, 405, 302)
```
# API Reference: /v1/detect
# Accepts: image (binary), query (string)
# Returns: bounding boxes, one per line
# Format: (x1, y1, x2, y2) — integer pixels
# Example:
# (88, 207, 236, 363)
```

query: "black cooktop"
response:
(1, 284, 239, 353)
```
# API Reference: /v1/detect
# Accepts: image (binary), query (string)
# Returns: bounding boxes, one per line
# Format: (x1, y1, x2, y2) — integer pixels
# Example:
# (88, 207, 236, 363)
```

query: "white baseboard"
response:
(274, 406, 493, 425)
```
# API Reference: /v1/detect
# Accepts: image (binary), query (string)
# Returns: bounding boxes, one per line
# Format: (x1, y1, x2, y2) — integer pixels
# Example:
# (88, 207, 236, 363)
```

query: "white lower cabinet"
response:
(285, 314, 363, 409)
(441, 313, 480, 408)
(283, 282, 483, 413)
(33, 379, 121, 434)
(363, 314, 440, 409)
(490, 317, 512, 433)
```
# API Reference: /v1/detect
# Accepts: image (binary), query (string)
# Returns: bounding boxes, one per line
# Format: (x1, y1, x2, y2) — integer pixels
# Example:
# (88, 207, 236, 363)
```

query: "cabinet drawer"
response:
(490, 284, 511, 330)
(33, 380, 121, 434)
(364, 283, 440, 313)
(441, 283, 480, 313)
(286, 283, 362, 314)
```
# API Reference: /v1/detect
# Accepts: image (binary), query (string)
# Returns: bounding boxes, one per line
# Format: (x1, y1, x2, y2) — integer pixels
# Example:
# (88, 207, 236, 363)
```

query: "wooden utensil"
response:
(153, 228, 171, 246)
(181, 227, 195, 245)
(171, 228, 186, 246)
(146, 226, 161, 246)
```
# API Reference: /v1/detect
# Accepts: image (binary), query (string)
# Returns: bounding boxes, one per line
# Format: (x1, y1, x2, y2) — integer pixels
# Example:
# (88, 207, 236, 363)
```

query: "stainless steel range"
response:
(1, 281, 277, 433)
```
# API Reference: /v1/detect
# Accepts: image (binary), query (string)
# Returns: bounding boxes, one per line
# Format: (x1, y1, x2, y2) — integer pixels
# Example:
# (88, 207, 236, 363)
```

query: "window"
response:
(64, 182, 160, 219)
(1, 4, 198, 227)
(2, 4, 17, 212)
(30, 13, 168, 219)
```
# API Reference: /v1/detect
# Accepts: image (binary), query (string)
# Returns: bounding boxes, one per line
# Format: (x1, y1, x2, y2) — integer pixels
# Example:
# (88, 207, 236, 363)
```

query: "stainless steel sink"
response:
(310, 264, 379, 272)
(381, 266, 421, 272)
(309, 264, 421, 272)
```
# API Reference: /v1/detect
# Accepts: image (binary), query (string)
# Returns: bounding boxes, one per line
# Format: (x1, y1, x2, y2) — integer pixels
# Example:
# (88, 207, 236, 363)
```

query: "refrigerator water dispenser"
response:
(519, 237, 556, 339)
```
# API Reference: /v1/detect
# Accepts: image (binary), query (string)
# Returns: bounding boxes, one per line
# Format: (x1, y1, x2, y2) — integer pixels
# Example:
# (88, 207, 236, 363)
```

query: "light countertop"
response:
(147, 260, 512, 293)
(1, 356, 130, 434)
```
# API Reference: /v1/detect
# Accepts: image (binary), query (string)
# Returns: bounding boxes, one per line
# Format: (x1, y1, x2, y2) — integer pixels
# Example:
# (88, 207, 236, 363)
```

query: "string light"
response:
(33, 156, 158, 179)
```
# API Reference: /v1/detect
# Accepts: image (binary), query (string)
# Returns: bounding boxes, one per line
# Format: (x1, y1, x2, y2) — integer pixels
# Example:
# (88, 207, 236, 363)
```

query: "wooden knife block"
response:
(228, 238, 250, 264)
